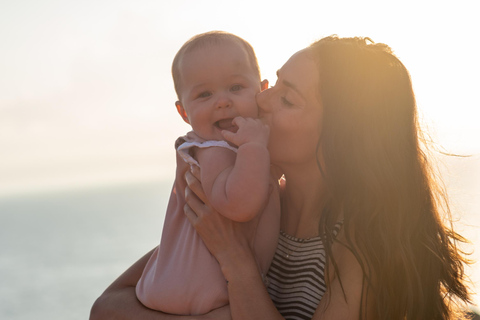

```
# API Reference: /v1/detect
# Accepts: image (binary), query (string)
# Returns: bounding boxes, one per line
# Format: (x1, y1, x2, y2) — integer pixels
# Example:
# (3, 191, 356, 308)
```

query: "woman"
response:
(90, 36, 471, 320)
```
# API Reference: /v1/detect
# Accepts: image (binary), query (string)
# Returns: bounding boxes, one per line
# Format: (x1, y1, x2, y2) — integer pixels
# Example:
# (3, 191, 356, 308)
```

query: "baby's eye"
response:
(230, 84, 243, 92)
(197, 91, 212, 99)
(281, 96, 294, 107)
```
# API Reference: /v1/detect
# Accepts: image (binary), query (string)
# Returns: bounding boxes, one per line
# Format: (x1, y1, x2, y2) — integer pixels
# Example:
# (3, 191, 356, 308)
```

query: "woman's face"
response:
(257, 49, 323, 169)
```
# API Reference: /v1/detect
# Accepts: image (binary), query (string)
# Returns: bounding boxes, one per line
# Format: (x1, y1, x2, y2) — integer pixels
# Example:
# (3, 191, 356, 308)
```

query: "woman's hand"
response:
(183, 167, 260, 279)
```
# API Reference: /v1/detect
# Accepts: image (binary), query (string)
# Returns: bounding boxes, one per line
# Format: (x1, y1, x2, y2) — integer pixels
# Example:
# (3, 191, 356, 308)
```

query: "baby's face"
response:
(177, 43, 261, 141)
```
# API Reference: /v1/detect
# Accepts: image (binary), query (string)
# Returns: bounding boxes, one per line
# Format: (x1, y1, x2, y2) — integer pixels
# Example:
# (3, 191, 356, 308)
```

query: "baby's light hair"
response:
(172, 31, 261, 100)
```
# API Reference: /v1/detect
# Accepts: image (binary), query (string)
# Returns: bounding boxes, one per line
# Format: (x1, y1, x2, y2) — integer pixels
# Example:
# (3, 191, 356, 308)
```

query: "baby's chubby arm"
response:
(195, 116, 270, 222)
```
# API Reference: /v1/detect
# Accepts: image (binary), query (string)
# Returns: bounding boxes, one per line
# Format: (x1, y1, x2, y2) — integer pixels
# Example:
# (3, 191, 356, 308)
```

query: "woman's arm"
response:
(218, 243, 284, 320)
(90, 247, 231, 320)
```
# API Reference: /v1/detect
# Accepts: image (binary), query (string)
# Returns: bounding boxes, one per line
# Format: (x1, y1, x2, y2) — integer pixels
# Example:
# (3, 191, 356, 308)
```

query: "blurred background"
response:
(1, 0, 479, 319)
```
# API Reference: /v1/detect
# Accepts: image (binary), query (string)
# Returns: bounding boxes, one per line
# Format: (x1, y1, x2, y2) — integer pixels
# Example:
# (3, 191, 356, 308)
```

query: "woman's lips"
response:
(215, 118, 238, 133)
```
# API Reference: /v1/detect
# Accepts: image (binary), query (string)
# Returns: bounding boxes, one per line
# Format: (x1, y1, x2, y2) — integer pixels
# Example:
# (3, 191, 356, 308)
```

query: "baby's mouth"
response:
(215, 118, 238, 133)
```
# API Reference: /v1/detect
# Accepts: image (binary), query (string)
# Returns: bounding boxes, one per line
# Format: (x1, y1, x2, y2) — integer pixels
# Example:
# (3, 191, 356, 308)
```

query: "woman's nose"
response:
(256, 88, 272, 113)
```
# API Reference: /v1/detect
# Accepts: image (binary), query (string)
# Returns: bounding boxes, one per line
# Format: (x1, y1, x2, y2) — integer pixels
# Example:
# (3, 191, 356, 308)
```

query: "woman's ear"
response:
(261, 79, 269, 91)
(175, 101, 190, 124)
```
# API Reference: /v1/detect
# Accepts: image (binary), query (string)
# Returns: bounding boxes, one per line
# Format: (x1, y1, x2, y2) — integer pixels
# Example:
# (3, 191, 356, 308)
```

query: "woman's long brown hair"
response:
(310, 36, 471, 319)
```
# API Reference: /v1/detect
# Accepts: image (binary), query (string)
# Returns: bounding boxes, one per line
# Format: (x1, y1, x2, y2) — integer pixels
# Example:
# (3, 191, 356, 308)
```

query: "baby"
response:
(135, 31, 280, 315)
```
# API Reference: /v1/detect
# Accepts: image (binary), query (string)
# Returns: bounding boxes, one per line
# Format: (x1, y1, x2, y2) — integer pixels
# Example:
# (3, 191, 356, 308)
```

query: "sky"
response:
(0, 0, 479, 197)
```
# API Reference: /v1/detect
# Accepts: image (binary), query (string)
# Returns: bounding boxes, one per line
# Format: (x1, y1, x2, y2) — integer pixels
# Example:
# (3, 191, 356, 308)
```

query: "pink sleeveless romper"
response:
(136, 132, 280, 315)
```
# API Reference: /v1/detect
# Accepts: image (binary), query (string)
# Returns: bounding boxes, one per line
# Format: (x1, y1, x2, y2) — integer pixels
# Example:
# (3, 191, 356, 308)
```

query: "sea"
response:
(0, 181, 172, 320)
(0, 156, 479, 319)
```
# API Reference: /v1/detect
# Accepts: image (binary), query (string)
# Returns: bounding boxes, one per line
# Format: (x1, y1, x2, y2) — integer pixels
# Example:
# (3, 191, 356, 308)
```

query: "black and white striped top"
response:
(266, 225, 341, 320)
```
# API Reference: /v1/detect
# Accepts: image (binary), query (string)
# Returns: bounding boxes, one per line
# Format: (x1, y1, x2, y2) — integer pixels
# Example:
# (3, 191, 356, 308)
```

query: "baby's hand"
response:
(221, 116, 269, 147)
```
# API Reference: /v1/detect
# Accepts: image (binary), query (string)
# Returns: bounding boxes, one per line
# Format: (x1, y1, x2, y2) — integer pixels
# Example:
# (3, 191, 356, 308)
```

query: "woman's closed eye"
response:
(281, 96, 294, 107)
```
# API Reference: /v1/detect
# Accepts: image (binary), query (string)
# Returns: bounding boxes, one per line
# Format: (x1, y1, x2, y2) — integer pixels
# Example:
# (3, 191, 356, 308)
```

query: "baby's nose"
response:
(215, 93, 232, 109)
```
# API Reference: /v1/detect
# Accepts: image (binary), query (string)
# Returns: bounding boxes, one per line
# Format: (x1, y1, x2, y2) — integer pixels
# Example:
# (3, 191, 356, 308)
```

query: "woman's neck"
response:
(280, 166, 327, 239)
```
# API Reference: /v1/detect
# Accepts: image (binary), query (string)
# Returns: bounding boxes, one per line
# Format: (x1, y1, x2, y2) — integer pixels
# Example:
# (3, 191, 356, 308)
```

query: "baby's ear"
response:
(175, 101, 189, 124)
(261, 79, 269, 91)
